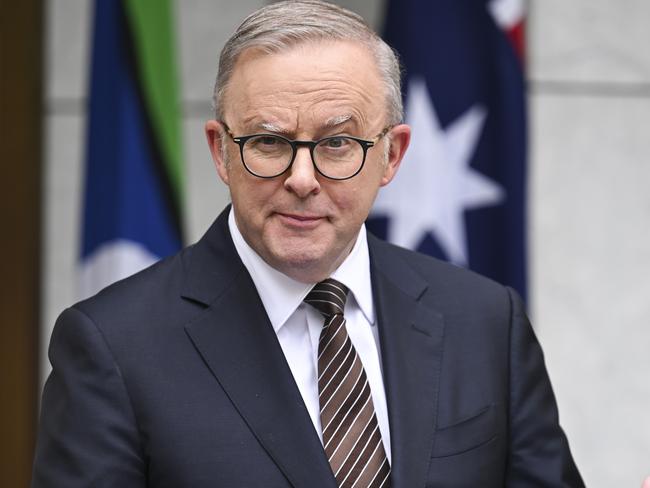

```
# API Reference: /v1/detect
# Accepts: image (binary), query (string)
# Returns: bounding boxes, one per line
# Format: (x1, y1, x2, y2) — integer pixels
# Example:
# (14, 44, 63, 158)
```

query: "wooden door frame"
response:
(0, 1, 43, 485)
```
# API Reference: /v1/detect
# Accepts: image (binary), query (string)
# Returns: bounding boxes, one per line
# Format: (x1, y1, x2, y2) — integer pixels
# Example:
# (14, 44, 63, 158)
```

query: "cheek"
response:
(330, 183, 379, 224)
(229, 167, 274, 203)
(228, 178, 276, 232)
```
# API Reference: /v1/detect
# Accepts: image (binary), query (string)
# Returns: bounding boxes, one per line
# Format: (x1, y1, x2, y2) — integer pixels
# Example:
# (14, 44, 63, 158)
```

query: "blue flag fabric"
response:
(80, 0, 183, 298)
(369, 0, 527, 301)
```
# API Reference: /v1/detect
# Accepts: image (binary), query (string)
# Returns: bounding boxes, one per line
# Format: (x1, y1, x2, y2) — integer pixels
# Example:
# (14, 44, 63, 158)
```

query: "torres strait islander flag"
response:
(80, 0, 184, 298)
(369, 0, 528, 300)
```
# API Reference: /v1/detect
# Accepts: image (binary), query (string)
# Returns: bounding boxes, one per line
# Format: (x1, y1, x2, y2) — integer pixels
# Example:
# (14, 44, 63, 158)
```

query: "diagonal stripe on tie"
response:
(305, 278, 390, 488)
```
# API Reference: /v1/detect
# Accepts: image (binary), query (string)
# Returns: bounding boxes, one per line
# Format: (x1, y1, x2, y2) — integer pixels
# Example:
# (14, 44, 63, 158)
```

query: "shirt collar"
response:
(330, 225, 375, 326)
(228, 208, 375, 332)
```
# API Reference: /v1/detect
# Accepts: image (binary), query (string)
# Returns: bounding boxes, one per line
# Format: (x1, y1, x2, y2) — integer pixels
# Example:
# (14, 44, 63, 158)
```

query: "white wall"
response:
(42, 1, 650, 486)
(529, 1, 650, 485)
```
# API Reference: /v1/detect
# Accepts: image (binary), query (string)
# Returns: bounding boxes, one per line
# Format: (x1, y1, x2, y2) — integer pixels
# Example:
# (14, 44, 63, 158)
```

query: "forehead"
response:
(223, 40, 384, 133)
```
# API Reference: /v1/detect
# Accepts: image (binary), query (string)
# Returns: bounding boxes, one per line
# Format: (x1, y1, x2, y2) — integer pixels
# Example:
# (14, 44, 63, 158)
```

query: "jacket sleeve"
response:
(505, 287, 585, 487)
(32, 307, 147, 487)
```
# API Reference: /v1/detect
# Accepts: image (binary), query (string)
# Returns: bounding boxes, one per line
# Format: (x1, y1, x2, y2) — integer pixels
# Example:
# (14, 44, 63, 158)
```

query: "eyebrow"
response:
(259, 121, 287, 134)
(254, 114, 356, 135)
(324, 114, 353, 128)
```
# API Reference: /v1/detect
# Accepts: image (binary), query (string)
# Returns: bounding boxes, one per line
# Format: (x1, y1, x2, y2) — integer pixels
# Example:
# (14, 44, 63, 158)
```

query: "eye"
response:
(248, 135, 286, 153)
(322, 137, 351, 149)
(257, 136, 280, 146)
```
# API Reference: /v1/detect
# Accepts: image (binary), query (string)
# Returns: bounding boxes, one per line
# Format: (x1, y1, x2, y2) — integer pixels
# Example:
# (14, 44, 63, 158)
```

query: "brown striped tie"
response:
(305, 278, 390, 488)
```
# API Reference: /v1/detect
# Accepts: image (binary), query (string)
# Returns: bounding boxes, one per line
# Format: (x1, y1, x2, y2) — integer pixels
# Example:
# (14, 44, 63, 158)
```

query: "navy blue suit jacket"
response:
(33, 207, 584, 487)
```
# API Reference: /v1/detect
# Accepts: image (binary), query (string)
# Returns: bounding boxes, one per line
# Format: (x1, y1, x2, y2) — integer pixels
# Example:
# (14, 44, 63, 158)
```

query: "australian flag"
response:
(369, 0, 528, 301)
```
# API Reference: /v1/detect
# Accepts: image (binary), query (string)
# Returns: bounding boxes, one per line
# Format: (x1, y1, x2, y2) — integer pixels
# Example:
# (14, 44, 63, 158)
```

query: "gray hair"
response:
(212, 0, 403, 126)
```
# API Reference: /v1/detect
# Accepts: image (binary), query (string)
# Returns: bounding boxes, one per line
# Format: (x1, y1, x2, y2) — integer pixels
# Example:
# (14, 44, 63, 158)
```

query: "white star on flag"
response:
(488, 0, 525, 30)
(372, 78, 506, 265)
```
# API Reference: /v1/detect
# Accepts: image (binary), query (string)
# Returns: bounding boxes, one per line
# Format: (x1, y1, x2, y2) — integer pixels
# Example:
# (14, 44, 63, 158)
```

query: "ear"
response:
(380, 123, 411, 186)
(205, 119, 230, 185)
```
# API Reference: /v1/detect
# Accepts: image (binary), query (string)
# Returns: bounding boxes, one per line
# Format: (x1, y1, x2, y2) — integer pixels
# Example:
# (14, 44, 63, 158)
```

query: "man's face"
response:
(206, 40, 410, 283)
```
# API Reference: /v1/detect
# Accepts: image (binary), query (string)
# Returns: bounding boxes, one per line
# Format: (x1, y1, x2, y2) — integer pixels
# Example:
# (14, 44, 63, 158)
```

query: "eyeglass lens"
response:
(242, 135, 364, 179)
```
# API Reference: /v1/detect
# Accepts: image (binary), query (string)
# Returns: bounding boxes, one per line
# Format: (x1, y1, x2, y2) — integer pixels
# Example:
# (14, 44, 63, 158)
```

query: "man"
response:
(32, 1, 584, 487)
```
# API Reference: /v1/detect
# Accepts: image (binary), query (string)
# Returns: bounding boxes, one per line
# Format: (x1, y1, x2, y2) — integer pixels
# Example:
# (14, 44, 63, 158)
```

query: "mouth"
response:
(276, 212, 326, 229)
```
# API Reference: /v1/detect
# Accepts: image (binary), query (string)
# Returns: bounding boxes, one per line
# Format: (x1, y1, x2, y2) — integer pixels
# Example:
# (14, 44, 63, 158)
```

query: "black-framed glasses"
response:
(221, 122, 392, 180)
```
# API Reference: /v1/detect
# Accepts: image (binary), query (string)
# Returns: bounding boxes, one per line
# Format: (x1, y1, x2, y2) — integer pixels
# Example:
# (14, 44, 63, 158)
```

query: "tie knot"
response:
(304, 278, 348, 318)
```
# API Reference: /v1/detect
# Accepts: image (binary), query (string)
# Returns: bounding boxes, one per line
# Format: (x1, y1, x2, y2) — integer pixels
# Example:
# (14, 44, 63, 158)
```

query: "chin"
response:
(268, 244, 333, 282)
(275, 248, 324, 270)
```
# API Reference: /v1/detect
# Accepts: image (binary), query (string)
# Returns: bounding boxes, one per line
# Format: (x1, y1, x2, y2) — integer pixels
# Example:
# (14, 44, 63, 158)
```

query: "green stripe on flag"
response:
(123, 0, 184, 210)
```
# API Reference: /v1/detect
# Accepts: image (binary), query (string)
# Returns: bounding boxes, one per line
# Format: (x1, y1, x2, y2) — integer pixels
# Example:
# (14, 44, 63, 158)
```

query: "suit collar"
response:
(181, 207, 337, 488)
(368, 234, 445, 488)
(179, 206, 243, 306)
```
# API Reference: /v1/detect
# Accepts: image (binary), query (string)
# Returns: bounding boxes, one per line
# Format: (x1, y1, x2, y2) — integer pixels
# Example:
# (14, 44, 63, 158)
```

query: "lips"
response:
(281, 213, 321, 221)
(276, 212, 326, 228)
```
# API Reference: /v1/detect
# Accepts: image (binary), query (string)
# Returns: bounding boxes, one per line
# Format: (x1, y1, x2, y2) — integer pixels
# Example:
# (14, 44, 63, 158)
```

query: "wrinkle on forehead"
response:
(224, 41, 385, 136)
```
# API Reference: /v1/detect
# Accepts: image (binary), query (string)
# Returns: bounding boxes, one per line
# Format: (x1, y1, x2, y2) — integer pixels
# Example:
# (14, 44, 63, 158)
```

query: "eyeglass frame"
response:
(220, 122, 393, 181)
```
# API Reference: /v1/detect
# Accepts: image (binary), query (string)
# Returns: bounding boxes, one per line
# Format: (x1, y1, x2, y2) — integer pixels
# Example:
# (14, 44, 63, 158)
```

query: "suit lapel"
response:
(181, 209, 336, 488)
(369, 236, 445, 488)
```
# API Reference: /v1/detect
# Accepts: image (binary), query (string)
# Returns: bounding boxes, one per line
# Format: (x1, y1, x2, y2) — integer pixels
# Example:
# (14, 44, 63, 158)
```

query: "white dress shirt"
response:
(228, 209, 391, 462)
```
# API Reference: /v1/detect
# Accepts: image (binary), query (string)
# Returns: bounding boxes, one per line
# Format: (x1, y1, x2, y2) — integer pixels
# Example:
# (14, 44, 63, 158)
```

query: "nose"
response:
(283, 147, 320, 198)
